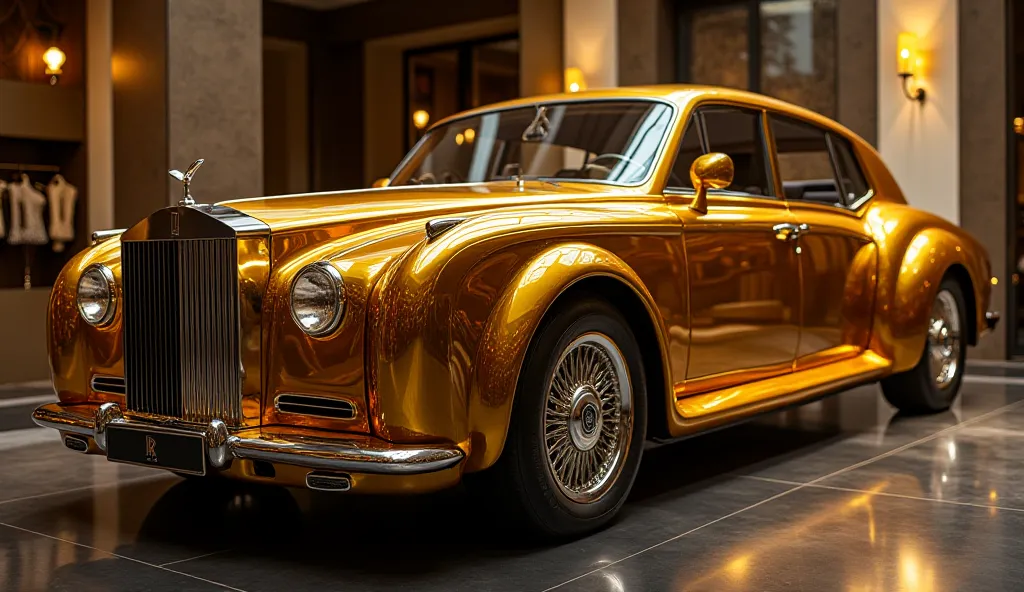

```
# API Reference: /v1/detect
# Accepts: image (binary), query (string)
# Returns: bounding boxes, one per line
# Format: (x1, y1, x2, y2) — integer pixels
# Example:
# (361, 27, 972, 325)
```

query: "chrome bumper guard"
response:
(32, 402, 464, 475)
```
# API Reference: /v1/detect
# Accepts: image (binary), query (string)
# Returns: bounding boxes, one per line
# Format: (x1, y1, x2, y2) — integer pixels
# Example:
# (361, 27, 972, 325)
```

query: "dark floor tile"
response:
(0, 439, 157, 504)
(734, 382, 1024, 483)
(819, 398, 1024, 510)
(168, 468, 789, 591)
(553, 485, 1024, 592)
(0, 522, 228, 592)
(0, 404, 41, 432)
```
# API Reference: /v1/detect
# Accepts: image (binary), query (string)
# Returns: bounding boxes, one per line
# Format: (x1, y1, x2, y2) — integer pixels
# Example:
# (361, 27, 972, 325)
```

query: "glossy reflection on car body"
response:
(36, 86, 995, 520)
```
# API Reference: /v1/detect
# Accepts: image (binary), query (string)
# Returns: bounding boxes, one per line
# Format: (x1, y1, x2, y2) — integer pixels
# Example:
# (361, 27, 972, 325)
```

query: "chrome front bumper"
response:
(32, 402, 464, 476)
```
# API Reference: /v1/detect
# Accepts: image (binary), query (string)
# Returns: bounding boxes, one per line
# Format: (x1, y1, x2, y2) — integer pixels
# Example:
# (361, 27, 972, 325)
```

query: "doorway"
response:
(403, 35, 520, 149)
(1009, 0, 1024, 354)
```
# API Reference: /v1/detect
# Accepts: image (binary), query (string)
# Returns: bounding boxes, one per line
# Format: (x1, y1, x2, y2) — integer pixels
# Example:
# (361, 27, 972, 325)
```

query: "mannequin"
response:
(0, 179, 6, 239)
(7, 174, 49, 246)
(47, 174, 77, 252)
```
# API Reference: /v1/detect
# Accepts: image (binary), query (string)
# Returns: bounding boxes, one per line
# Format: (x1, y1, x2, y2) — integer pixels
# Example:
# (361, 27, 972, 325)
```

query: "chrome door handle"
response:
(772, 223, 810, 241)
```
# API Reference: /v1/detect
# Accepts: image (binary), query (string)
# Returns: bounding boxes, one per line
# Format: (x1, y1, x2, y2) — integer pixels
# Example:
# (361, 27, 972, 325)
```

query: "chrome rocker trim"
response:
(32, 402, 464, 476)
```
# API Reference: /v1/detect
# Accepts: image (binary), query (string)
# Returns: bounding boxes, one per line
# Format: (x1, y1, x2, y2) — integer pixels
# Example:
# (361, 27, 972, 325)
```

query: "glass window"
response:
(829, 134, 870, 205)
(700, 106, 772, 196)
(685, 4, 751, 89)
(391, 101, 673, 187)
(678, 1, 837, 118)
(667, 120, 705, 190)
(760, 0, 837, 118)
(769, 114, 840, 205)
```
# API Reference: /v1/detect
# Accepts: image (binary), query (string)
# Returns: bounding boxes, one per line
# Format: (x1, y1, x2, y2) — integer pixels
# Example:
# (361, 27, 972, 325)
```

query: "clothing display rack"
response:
(0, 163, 60, 173)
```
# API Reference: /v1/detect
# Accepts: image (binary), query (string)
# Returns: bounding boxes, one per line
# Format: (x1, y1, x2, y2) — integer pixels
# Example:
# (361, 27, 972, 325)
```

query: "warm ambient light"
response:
(565, 67, 586, 93)
(464, 128, 475, 143)
(455, 132, 464, 146)
(896, 33, 925, 103)
(412, 109, 430, 130)
(43, 46, 66, 85)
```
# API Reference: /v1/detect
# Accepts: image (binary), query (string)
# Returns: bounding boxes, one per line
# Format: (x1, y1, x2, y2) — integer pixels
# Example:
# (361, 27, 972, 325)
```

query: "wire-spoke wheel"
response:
(543, 333, 633, 504)
(468, 295, 647, 538)
(882, 277, 968, 414)
(928, 290, 961, 389)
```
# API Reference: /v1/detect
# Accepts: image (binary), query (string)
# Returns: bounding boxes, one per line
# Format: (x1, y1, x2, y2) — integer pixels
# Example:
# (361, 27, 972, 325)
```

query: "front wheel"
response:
(475, 296, 647, 538)
(881, 278, 967, 414)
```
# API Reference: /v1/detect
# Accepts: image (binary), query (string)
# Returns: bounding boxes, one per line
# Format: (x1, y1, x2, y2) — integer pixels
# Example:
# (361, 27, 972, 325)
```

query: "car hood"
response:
(219, 182, 610, 233)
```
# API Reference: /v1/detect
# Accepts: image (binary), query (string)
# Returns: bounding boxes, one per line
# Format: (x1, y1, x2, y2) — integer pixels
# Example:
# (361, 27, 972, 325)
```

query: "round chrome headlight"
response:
(290, 262, 345, 337)
(77, 264, 116, 326)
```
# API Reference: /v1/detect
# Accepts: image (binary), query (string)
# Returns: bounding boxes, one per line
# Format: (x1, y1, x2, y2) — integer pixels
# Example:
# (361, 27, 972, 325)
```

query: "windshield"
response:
(390, 100, 674, 187)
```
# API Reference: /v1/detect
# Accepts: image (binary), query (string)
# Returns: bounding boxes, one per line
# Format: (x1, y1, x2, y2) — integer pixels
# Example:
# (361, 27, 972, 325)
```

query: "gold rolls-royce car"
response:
(35, 86, 997, 537)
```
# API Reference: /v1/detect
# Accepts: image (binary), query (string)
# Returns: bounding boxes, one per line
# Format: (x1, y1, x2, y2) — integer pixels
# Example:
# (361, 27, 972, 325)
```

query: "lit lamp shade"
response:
(896, 33, 918, 76)
(43, 46, 66, 75)
(412, 109, 430, 130)
(565, 67, 587, 93)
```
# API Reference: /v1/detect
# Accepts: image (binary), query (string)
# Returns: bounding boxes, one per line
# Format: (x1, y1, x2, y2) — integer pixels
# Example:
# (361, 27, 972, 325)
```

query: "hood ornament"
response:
(169, 159, 204, 206)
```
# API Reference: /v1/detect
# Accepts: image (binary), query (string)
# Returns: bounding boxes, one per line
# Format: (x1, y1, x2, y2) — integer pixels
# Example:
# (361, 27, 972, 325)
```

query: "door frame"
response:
(401, 33, 519, 151)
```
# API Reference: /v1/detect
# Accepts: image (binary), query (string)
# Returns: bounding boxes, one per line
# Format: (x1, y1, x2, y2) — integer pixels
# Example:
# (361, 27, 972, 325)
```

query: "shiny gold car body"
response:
(41, 86, 993, 493)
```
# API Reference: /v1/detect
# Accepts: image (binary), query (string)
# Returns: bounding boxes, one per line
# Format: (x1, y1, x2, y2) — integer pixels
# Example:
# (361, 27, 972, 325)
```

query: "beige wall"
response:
(960, 0, 1007, 359)
(520, 0, 563, 96)
(167, 0, 264, 203)
(263, 37, 310, 196)
(0, 290, 51, 383)
(877, 0, 960, 224)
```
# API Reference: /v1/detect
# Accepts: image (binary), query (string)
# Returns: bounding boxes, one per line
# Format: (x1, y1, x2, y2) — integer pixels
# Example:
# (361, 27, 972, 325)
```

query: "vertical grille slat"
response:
(123, 238, 241, 425)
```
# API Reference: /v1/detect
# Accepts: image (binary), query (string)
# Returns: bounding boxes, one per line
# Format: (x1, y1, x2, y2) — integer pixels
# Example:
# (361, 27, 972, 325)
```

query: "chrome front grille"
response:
(122, 239, 242, 425)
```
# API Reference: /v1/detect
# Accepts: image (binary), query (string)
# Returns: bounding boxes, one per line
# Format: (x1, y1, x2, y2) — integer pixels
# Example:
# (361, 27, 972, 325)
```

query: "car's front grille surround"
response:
(122, 238, 242, 425)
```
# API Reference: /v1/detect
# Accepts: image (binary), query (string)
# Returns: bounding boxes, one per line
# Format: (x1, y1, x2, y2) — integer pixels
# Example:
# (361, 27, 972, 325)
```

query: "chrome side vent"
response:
(275, 394, 356, 420)
(91, 375, 126, 396)
(306, 472, 352, 492)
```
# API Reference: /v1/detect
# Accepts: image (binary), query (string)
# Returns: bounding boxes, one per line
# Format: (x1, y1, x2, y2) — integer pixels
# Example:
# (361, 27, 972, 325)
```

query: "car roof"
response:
(431, 85, 851, 136)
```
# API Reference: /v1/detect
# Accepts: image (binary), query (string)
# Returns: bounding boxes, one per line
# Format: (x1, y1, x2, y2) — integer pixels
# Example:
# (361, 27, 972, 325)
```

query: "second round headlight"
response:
(290, 262, 345, 336)
(77, 264, 116, 326)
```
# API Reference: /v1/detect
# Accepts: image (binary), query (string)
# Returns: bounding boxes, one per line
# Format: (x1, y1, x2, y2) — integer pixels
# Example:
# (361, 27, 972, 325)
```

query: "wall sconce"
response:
(896, 33, 925, 103)
(565, 67, 587, 93)
(412, 109, 430, 130)
(43, 46, 66, 85)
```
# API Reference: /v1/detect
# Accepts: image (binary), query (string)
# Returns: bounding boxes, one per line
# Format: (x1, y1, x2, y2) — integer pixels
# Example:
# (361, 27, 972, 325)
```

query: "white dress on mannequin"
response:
(8, 174, 49, 246)
(0, 180, 7, 239)
(47, 174, 77, 252)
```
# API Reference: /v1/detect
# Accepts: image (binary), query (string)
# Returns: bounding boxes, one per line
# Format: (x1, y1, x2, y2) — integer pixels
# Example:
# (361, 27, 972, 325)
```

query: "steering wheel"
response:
(583, 153, 646, 180)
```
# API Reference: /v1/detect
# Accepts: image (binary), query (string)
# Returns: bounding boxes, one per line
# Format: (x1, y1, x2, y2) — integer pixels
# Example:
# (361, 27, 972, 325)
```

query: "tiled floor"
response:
(3, 362, 1024, 591)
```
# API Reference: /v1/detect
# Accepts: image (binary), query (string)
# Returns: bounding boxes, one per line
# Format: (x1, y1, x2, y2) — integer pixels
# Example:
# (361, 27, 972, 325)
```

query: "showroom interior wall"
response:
(959, 0, 1007, 359)
(877, 0, 960, 224)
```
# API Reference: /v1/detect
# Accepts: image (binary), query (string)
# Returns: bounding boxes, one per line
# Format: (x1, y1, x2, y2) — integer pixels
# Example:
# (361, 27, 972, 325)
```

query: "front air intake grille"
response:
(275, 394, 356, 420)
(122, 239, 242, 424)
(91, 375, 126, 396)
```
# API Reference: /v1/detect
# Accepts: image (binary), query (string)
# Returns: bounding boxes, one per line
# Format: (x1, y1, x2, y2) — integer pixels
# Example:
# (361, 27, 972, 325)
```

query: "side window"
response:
(768, 114, 841, 206)
(829, 134, 871, 205)
(700, 106, 773, 196)
(667, 119, 704, 190)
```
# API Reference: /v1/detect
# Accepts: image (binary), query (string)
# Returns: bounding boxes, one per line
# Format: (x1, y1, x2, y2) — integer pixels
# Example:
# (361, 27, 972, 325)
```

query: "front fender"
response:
(464, 243, 668, 471)
(367, 203, 679, 462)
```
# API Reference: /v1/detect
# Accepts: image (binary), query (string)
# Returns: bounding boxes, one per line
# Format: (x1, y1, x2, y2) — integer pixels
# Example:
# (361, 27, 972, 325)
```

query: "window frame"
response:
(763, 108, 875, 211)
(664, 102, 778, 201)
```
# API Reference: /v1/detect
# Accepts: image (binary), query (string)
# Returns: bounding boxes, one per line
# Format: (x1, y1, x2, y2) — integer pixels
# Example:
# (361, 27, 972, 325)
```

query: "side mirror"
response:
(371, 177, 390, 188)
(689, 152, 734, 215)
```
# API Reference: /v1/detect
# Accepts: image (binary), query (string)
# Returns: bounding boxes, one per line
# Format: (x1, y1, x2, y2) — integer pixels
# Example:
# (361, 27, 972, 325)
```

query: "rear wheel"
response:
(881, 278, 967, 414)
(473, 296, 647, 538)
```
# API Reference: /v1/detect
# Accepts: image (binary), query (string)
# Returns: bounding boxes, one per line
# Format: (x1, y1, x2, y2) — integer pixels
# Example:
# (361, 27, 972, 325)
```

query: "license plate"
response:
(106, 425, 206, 475)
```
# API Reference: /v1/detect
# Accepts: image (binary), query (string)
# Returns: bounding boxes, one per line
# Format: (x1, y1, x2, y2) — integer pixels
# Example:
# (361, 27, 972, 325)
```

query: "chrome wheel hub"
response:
(928, 290, 961, 389)
(543, 332, 632, 504)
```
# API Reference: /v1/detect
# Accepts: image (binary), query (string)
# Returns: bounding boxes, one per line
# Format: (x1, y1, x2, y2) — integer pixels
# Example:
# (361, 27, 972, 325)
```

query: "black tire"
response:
(881, 277, 967, 414)
(471, 295, 647, 538)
